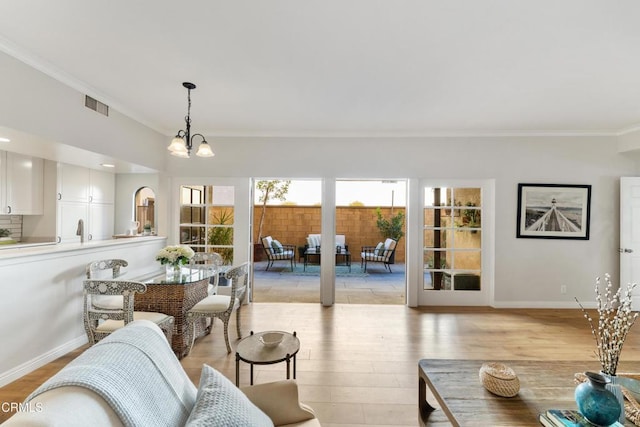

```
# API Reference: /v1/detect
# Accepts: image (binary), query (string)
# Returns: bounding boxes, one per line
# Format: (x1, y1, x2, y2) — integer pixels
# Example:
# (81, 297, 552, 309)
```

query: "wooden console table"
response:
(419, 359, 640, 426)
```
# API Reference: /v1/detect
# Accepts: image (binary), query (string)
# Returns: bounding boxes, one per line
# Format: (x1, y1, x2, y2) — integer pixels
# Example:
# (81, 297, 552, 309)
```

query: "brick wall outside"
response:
(254, 206, 406, 262)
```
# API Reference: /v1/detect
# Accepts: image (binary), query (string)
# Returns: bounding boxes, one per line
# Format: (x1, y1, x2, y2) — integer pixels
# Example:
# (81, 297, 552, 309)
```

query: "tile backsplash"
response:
(0, 215, 22, 240)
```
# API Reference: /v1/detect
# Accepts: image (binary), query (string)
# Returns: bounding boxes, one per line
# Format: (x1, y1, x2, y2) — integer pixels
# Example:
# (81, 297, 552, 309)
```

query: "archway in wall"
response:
(134, 187, 155, 234)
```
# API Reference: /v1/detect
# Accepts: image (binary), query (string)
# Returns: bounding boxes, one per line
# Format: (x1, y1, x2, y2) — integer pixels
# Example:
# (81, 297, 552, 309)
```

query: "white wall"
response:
(1, 49, 638, 307)
(164, 136, 636, 306)
(0, 237, 166, 386)
(0, 52, 166, 172)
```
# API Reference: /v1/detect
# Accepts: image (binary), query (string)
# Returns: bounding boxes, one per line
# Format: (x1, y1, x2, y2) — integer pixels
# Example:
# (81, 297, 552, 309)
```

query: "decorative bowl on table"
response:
(259, 332, 284, 348)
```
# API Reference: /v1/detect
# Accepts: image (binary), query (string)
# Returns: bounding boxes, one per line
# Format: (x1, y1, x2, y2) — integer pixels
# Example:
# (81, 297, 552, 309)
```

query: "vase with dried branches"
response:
(575, 273, 638, 423)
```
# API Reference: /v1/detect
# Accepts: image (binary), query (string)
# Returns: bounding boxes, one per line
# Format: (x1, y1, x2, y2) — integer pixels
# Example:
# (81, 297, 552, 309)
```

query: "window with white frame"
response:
(179, 185, 235, 265)
(424, 187, 482, 291)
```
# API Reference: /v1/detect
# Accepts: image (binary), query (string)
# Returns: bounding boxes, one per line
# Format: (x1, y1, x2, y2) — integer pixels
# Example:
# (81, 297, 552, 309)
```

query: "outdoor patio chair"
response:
(261, 236, 296, 271)
(360, 238, 397, 273)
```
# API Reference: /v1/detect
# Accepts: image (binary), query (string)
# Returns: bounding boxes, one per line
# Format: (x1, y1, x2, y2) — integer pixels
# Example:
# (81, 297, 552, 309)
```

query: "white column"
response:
(320, 177, 336, 306)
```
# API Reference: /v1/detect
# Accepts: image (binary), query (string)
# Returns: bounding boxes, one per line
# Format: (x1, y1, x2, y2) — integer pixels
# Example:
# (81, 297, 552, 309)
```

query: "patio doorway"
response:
(250, 178, 406, 304)
(334, 179, 406, 304)
(251, 179, 322, 303)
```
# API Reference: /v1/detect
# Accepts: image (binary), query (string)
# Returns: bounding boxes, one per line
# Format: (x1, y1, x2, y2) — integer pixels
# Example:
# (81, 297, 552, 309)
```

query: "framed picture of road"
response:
(516, 183, 591, 240)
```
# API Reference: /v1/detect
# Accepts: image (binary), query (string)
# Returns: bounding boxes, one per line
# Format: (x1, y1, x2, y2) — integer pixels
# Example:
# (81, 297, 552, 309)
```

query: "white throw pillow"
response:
(185, 364, 273, 427)
(374, 242, 384, 255)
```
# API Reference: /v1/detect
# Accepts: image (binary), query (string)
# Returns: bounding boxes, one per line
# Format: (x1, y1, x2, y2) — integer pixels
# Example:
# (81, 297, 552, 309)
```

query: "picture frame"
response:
(516, 183, 591, 240)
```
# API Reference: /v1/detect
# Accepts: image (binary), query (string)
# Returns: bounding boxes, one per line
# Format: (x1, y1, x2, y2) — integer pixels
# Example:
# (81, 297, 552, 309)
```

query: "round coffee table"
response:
(235, 330, 300, 385)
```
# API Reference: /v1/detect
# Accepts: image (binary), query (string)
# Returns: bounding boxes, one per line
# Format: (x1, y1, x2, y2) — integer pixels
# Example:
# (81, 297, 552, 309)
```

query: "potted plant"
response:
(207, 209, 234, 265)
(462, 202, 480, 232)
(254, 180, 291, 261)
(0, 228, 12, 242)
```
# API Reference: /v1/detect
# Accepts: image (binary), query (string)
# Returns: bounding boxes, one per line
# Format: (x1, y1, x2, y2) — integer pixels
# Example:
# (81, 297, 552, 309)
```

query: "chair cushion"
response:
(271, 250, 294, 259)
(262, 236, 273, 248)
(384, 238, 395, 249)
(271, 239, 283, 254)
(190, 295, 239, 312)
(185, 364, 273, 427)
(95, 312, 172, 333)
(361, 252, 386, 262)
(374, 242, 384, 255)
(307, 235, 321, 249)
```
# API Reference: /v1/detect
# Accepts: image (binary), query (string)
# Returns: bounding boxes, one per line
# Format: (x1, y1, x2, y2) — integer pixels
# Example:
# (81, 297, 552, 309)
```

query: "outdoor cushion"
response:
(374, 242, 384, 255)
(271, 240, 283, 254)
(306, 234, 346, 253)
(307, 235, 320, 249)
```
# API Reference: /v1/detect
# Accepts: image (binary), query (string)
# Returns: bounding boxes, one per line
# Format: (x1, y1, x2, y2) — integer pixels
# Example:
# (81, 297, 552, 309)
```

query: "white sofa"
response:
(305, 234, 346, 254)
(4, 320, 320, 427)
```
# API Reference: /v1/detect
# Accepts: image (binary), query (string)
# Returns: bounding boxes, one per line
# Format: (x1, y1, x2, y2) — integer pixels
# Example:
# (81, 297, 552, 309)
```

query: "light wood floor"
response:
(2, 304, 640, 426)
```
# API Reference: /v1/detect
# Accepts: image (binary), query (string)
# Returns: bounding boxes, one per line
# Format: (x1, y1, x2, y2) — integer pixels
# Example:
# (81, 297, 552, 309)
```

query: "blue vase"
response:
(575, 371, 621, 426)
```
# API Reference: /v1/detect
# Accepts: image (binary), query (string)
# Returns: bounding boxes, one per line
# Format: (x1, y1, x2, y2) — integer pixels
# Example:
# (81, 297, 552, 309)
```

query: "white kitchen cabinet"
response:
(56, 163, 114, 243)
(89, 203, 114, 241)
(0, 151, 44, 215)
(89, 169, 115, 204)
(57, 201, 89, 243)
(57, 163, 90, 203)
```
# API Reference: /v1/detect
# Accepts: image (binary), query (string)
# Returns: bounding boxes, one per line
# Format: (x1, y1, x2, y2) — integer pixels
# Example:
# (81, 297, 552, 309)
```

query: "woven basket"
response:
(479, 362, 520, 397)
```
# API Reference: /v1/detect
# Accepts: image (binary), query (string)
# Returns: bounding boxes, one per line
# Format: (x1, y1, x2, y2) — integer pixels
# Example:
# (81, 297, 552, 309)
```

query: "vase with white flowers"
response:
(156, 245, 195, 277)
(575, 273, 638, 423)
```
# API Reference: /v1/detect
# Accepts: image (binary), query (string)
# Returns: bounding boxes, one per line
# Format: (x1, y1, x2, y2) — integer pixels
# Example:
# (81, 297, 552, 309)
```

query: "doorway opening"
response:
(134, 187, 155, 234)
(251, 178, 406, 305)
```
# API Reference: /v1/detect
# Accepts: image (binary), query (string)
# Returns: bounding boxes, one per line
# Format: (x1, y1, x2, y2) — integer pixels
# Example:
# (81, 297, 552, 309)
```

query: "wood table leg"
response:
(419, 374, 437, 426)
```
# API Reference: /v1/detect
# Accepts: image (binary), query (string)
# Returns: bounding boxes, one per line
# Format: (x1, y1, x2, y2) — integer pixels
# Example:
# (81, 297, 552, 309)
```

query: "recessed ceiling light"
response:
(0, 137, 10, 142)
(101, 163, 115, 168)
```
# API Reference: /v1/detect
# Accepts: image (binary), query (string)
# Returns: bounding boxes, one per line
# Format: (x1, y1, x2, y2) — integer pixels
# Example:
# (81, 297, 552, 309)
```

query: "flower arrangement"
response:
(155, 245, 194, 266)
(575, 273, 638, 375)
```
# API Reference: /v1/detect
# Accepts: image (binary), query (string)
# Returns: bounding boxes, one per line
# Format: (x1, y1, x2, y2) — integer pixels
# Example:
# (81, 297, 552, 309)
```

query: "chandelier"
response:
(167, 82, 214, 158)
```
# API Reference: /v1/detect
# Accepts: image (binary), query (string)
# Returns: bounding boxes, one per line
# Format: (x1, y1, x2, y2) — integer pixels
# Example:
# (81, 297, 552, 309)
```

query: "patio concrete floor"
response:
(251, 260, 406, 304)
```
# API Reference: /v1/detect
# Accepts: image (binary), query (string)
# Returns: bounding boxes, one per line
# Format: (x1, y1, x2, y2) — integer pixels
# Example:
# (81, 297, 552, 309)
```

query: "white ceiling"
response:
(1, 0, 640, 138)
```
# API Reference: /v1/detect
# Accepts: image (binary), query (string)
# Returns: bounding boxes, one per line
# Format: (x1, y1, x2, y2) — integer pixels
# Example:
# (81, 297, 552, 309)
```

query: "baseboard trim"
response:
(0, 335, 87, 388)
(492, 301, 596, 309)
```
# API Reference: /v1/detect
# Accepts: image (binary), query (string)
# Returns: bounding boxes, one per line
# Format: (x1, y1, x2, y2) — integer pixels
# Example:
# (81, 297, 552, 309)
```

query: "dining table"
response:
(132, 266, 215, 359)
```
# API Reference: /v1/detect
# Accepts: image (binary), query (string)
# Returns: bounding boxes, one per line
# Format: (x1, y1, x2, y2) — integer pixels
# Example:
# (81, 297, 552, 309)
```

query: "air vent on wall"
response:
(85, 95, 109, 116)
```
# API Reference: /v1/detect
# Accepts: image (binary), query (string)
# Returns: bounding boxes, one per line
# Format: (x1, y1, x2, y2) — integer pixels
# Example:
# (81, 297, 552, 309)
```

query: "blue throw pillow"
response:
(271, 240, 283, 254)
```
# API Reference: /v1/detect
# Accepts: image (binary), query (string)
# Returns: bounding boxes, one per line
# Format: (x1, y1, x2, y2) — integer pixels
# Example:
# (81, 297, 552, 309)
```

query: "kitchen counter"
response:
(0, 235, 168, 387)
(0, 235, 166, 262)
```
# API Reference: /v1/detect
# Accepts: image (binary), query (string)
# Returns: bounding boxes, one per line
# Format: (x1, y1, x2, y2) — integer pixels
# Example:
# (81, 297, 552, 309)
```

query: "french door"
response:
(418, 179, 493, 306)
